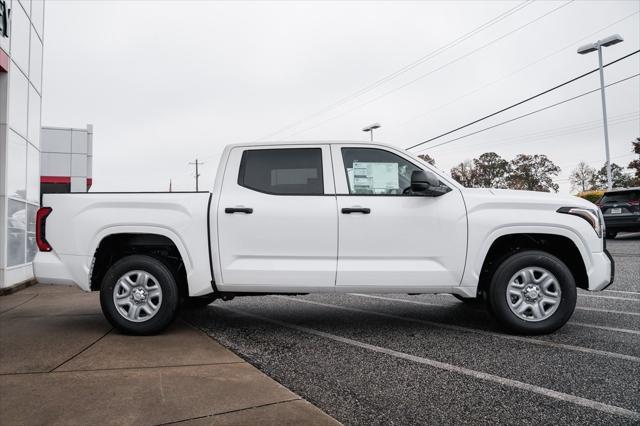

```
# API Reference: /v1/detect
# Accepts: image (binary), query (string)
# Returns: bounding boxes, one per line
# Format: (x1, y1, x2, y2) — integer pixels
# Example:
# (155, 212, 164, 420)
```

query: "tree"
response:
(417, 154, 436, 165)
(506, 154, 561, 192)
(472, 152, 510, 188)
(569, 161, 596, 192)
(593, 162, 634, 189)
(450, 160, 477, 187)
(628, 137, 640, 186)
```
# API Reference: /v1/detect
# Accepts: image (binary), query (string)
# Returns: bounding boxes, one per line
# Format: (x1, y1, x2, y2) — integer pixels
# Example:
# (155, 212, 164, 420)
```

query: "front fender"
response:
(461, 225, 593, 287)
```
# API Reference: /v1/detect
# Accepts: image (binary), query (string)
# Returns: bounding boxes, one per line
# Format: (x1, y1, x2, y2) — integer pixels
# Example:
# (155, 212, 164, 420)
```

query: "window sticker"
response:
(350, 162, 399, 194)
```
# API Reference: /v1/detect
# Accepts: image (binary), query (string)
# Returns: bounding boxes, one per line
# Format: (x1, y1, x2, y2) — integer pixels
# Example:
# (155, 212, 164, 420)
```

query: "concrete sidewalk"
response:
(0, 284, 339, 426)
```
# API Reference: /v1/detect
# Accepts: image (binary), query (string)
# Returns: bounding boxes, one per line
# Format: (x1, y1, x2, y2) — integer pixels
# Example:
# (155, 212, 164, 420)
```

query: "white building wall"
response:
(41, 124, 94, 192)
(0, 0, 45, 290)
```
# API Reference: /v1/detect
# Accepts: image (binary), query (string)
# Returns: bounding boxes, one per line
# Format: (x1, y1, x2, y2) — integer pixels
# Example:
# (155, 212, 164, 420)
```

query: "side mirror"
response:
(410, 170, 450, 196)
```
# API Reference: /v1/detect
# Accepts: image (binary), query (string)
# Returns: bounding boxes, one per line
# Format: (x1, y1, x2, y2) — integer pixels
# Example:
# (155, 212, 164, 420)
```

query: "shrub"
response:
(577, 190, 604, 204)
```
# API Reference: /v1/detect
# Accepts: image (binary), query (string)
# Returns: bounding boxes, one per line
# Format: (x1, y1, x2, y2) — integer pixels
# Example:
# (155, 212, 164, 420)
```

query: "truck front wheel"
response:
(100, 255, 179, 335)
(487, 250, 576, 335)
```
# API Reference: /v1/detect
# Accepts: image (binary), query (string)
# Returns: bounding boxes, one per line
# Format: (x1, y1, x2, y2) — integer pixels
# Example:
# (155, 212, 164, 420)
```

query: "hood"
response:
(460, 187, 596, 211)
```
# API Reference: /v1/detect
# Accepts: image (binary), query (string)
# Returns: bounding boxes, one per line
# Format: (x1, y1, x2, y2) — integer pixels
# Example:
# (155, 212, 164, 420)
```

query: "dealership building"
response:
(41, 125, 94, 193)
(0, 0, 45, 290)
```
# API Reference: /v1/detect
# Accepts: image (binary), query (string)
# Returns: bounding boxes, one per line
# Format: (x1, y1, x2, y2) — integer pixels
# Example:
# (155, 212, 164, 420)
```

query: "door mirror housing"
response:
(410, 170, 450, 196)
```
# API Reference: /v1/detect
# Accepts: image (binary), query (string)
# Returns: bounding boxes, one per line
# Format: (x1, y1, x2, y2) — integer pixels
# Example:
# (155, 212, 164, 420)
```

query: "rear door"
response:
(217, 145, 337, 289)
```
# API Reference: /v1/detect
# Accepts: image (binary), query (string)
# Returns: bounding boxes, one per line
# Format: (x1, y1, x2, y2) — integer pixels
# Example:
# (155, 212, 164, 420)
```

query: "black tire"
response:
(606, 231, 617, 239)
(100, 255, 179, 335)
(487, 250, 576, 335)
(183, 293, 217, 309)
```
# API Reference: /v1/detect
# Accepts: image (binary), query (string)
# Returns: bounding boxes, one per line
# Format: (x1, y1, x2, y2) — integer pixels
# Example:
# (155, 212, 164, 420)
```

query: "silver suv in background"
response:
(597, 187, 640, 238)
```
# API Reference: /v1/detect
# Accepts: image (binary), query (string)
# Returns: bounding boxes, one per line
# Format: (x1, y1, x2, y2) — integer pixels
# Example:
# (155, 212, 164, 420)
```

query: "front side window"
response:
(238, 148, 324, 195)
(341, 148, 422, 195)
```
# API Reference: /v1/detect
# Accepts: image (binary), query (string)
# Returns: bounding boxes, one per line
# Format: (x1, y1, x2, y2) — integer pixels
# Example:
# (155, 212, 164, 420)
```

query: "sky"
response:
(41, 0, 640, 193)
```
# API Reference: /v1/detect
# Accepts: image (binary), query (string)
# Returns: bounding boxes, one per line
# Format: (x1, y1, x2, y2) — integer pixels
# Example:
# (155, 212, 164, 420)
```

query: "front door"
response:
(332, 145, 467, 288)
(217, 145, 337, 288)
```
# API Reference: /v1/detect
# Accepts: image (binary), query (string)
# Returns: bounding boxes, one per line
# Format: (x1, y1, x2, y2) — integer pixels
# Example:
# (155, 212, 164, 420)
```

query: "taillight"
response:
(36, 207, 53, 252)
(629, 200, 639, 206)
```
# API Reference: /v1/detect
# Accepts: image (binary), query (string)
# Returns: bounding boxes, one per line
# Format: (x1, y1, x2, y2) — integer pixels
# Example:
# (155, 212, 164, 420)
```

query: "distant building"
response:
(0, 0, 45, 290)
(41, 125, 94, 194)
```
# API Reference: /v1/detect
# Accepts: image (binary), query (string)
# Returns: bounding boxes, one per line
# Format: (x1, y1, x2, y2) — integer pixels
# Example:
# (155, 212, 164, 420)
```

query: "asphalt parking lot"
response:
(184, 233, 640, 425)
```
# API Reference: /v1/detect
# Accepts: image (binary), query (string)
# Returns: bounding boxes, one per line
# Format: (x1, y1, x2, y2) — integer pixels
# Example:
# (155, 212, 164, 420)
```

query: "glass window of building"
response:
(28, 84, 40, 147)
(8, 63, 29, 137)
(31, 0, 45, 38)
(9, 2, 30, 74)
(7, 131, 27, 199)
(29, 27, 43, 93)
(26, 204, 37, 263)
(7, 199, 27, 267)
(26, 144, 40, 203)
(18, 0, 32, 17)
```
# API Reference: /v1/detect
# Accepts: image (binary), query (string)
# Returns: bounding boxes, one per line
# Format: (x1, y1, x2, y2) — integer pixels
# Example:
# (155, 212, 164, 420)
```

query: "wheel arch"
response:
(475, 230, 589, 295)
(89, 228, 190, 298)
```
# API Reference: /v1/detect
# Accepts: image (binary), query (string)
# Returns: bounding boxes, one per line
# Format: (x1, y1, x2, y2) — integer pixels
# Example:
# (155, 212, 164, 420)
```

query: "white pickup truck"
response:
(33, 141, 614, 335)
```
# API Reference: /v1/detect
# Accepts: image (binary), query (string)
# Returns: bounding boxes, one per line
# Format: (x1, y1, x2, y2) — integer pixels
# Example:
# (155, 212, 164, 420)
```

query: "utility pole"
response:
(189, 159, 203, 191)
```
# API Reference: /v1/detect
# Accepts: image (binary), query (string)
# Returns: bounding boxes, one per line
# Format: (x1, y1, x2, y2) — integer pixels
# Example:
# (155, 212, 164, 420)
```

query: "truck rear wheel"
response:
(487, 250, 576, 335)
(100, 255, 179, 335)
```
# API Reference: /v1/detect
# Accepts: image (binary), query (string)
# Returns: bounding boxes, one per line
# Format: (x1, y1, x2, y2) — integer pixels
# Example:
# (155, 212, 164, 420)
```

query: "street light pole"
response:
(362, 123, 381, 142)
(596, 45, 612, 191)
(577, 34, 624, 191)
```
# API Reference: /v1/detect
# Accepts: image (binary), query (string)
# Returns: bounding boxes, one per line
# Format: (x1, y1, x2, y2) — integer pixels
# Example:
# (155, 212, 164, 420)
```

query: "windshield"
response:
(600, 190, 640, 203)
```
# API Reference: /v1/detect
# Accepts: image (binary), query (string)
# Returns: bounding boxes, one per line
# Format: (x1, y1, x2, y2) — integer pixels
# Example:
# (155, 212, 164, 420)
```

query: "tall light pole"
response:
(577, 34, 624, 190)
(362, 123, 381, 141)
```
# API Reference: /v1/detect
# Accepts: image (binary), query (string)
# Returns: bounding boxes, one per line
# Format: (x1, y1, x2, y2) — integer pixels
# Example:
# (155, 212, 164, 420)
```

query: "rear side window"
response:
(600, 190, 640, 203)
(238, 148, 324, 195)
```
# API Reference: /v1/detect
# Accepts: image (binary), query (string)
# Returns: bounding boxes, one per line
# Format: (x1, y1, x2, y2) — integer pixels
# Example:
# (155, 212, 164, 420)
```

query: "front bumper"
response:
(587, 249, 614, 291)
(604, 214, 640, 231)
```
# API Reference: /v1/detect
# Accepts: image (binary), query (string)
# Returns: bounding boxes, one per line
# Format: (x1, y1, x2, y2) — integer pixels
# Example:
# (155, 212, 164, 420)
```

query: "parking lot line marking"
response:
(569, 322, 640, 335)
(575, 306, 640, 316)
(279, 296, 640, 363)
(353, 293, 640, 319)
(604, 290, 640, 296)
(578, 294, 640, 302)
(216, 305, 640, 421)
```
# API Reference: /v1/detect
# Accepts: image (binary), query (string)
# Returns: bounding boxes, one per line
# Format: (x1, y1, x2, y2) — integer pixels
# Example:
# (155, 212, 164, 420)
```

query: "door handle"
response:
(225, 207, 253, 214)
(341, 207, 371, 214)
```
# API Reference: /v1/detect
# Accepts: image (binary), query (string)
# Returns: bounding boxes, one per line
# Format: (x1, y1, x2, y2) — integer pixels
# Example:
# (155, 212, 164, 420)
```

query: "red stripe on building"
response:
(0, 48, 9, 72)
(41, 176, 71, 184)
(87, 178, 93, 189)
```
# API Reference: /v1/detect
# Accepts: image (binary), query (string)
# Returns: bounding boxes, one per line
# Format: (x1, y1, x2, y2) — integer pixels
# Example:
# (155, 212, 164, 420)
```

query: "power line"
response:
(406, 49, 640, 151)
(432, 111, 640, 154)
(396, 9, 640, 128)
(256, 0, 535, 141)
(413, 72, 640, 153)
(285, 0, 576, 139)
